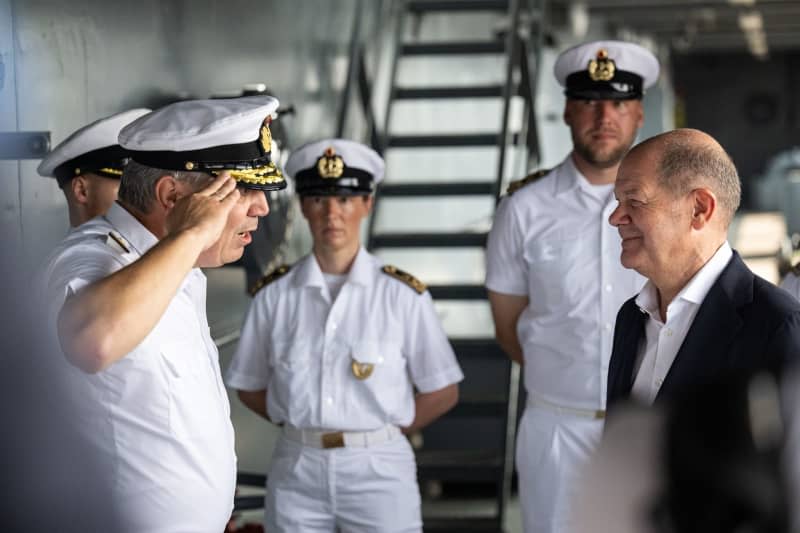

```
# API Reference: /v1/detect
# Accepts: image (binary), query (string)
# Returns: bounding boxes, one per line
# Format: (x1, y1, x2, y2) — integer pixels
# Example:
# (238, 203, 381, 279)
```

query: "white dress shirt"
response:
(631, 242, 733, 404)
(226, 247, 464, 431)
(486, 156, 645, 410)
(40, 202, 237, 533)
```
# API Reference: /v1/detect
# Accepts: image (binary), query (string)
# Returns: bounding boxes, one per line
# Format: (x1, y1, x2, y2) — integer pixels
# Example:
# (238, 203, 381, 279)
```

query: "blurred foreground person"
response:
(571, 373, 792, 533)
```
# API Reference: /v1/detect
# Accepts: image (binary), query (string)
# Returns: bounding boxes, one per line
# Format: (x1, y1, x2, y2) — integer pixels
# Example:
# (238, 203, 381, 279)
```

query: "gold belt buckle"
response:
(594, 410, 606, 420)
(321, 432, 345, 449)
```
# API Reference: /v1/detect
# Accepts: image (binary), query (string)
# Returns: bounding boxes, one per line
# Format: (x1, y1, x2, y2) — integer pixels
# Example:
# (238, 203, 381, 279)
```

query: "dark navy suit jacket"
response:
(606, 251, 800, 408)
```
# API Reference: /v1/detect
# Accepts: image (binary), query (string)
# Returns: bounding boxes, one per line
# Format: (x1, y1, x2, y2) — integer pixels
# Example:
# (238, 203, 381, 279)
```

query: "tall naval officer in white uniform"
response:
(40, 96, 285, 533)
(37, 108, 150, 229)
(485, 41, 659, 533)
(226, 138, 464, 533)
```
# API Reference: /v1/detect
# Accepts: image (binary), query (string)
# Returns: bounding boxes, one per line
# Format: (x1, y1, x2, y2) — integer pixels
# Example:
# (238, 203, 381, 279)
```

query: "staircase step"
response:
(380, 182, 495, 196)
(237, 472, 267, 487)
(233, 494, 264, 512)
(387, 133, 498, 148)
(450, 394, 508, 417)
(428, 284, 487, 300)
(417, 450, 503, 482)
(450, 338, 506, 359)
(401, 41, 505, 56)
(423, 518, 503, 533)
(407, 0, 509, 13)
(395, 85, 504, 99)
(371, 232, 487, 248)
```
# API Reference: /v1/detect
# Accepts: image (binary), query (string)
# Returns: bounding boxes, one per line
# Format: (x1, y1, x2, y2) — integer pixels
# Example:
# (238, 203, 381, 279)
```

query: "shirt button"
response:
(605, 284, 612, 292)
(604, 323, 612, 332)
(665, 329, 673, 337)
(325, 397, 334, 406)
(377, 356, 384, 363)
(330, 322, 338, 331)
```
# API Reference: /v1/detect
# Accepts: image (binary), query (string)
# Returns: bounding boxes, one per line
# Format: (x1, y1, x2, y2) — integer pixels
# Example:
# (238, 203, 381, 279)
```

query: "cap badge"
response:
(259, 117, 273, 153)
(317, 146, 345, 179)
(351, 359, 374, 380)
(588, 48, 616, 82)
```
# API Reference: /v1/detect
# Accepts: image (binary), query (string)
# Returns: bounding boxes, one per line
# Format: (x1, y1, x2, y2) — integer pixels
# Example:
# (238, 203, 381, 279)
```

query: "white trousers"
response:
(516, 405, 604, 533)
(264, 434, 422, 532)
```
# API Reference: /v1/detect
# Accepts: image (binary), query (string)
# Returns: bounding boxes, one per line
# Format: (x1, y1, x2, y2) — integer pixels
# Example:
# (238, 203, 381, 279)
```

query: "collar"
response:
(293, 246, 375, 289)
(103, 201, 159, 256)
(636, 241, 733, 320)
(554, 154, 613, 201)
(554, 155, 582, 197)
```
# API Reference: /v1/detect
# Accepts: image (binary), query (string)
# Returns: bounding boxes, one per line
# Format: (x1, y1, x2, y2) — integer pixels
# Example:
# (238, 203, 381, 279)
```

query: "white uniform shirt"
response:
(631, 242, 733, 404)
(486, 156, 645, 410)
(40, 202, 236, 533)
(226, 247, 464, 431)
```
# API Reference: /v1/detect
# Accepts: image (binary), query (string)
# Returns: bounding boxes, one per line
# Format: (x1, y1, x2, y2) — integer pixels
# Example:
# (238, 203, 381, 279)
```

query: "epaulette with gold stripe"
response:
(381, 265, 427, 295)
(249, 264, 292, 296)
(506, 168, 550, 196)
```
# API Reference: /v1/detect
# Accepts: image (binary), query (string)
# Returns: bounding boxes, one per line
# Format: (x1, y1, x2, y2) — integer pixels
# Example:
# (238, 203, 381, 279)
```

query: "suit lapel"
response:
(657, 252, 752, 398)
(612, 303, 648, 398)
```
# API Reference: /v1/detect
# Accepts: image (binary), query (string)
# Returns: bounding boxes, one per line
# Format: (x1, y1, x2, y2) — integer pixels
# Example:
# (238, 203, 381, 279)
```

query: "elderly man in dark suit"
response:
(606, 128, 800, 407)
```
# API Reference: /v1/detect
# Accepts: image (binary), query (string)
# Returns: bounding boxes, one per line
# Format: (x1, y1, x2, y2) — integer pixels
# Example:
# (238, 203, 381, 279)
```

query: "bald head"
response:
(630, 128, 741, 227)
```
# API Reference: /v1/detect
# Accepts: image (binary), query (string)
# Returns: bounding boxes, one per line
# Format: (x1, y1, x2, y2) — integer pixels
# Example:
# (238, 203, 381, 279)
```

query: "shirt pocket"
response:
(351, 340, 406, 388)
(523, 234, 586, 308)
(272, 342, 314, 414)
(160, 340, 222, 440)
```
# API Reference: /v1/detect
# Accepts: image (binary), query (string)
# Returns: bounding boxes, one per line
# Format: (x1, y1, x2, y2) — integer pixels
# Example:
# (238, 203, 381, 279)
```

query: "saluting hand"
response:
(166, 172, 240, 251)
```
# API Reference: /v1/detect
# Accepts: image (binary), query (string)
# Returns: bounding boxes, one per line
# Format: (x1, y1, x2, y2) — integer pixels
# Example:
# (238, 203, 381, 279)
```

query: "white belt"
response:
(527, 395, 606, 420)
(283, 425, 403, 449)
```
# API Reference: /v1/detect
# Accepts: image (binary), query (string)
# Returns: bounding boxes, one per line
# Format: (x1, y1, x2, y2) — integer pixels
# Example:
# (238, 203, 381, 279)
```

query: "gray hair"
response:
(656, 130, 741, 226)
(118, 160, 212, 213)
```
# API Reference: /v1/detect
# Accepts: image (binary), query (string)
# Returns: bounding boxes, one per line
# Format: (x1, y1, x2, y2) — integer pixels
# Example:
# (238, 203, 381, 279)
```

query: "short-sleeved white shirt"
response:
(225, 247, 464, 431)
(485, 156, 645, 410)
(40, 202, 236, 533)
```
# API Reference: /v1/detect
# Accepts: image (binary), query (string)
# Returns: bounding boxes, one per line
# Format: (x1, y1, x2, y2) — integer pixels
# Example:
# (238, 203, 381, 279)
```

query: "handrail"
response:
(335, 0, 365, 138)
(493, 0, 523, 203)
(334, 0, 382, 152)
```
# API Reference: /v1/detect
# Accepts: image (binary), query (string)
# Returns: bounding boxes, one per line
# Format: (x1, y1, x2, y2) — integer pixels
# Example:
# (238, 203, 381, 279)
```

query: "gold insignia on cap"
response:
(351, 359, 374, 380)
(74, 168, 81, 175)
(317, 147, 345, 179)
(260, 117, 273, 153)
(381, 265, 426, 294)
(185, 162, 195, 170)
(98, 167, 123, 176)
(588, 48, 616, 82)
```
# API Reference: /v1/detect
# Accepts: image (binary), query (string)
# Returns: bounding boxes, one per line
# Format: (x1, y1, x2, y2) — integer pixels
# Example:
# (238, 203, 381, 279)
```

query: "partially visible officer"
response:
(37, 108, 150, 228)
(39, 96, 284, 533)
(226, 138, 464, 533)
(485, 40, 659, 533)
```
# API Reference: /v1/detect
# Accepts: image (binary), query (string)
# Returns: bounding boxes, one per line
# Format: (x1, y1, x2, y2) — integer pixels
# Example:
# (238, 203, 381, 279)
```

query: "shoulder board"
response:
(105, 230, 131, 254)
(249, 264, 292, 296)
(381, 265, 427, 295)
(506, 168, 550, 196)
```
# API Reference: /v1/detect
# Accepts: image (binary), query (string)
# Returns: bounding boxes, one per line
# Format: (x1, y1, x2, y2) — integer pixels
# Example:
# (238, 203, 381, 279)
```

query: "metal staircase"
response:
(363, 0, 543, 530)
